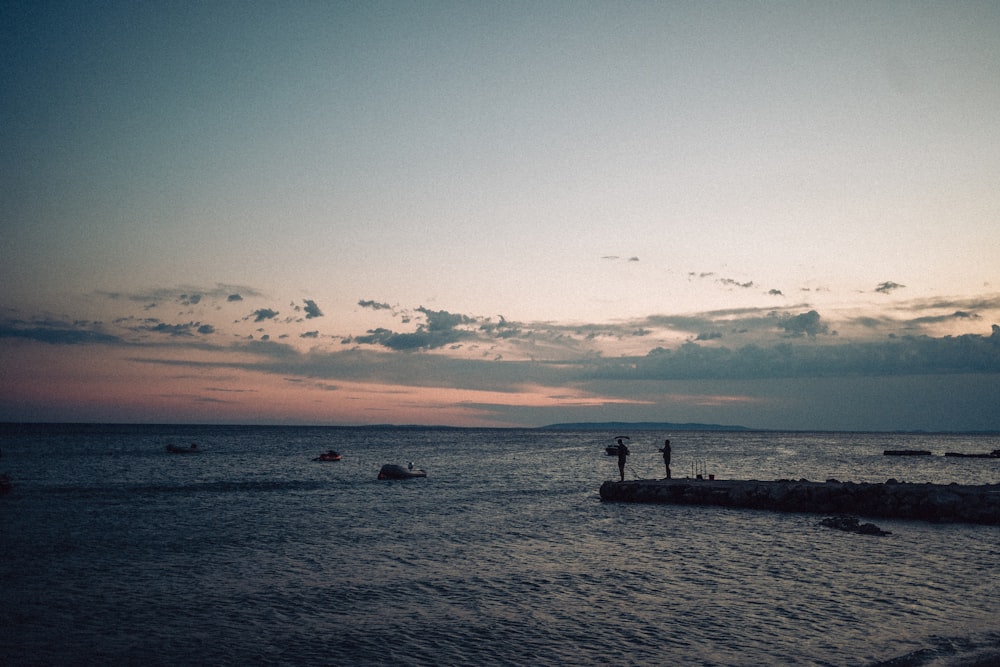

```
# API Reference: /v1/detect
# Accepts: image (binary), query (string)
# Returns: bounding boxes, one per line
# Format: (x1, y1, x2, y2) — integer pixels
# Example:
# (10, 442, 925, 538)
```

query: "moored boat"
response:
(944, 449, 1000, 458)
(883, 449, 931, 456)
(166, 443, 200, 454)
(314, 450, 342, 461)
(377, 463, 427, 480)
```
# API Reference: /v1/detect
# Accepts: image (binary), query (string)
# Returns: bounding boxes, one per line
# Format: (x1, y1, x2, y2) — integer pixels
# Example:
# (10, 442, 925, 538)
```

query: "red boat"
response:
(314, 450, 342, 462)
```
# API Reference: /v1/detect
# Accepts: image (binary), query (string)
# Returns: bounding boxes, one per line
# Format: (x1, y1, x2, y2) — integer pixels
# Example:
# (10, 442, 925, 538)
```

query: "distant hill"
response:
(539, 421, 753, 431)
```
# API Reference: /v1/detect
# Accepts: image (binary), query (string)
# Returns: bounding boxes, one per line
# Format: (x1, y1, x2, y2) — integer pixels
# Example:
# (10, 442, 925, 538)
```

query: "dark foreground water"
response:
(1, 425, 998, 666)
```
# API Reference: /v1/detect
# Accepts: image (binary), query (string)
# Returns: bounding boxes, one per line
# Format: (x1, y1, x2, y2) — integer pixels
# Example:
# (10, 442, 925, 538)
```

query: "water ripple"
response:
(2, 427, 998, 666)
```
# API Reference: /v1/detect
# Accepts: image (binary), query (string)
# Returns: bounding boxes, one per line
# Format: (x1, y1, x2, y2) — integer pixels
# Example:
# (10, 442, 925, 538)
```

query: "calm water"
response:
(1, 425, 998, 666)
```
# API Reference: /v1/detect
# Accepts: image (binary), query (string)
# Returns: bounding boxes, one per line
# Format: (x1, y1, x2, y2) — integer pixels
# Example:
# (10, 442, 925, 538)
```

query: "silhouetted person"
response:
(616, 438, 630, 482)
(659, 439, 671, 479)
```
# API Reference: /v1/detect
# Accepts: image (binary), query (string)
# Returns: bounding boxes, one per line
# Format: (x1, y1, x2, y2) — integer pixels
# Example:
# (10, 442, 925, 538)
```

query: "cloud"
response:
(351, 326, 470, 351)
(102, 285, 262, 306)
(875, 281, 905, 294)
(840, 295, 1000, 334)
(191, 395, 229, 404)
(642, 306, 813, 338)
(914, 295, 1000, 311)
(344, 307, 481, 351)
(0, 319, 121, 345)
(719, 278, 754, 289)
(251, 308, 279, 322)
(302, 299, 323, 319)
(358, 299, 392, 310)
(417, 307, 474, 331)
(479, 316, 521, 339)
(148, 322, 198, 336)
(7, 283, 1000, 430)
(114, 317, 215, 337)
(906, 310, 979, 327)
(591, 324, 1000, 381)
(778, 310, 829, 337)
(852, 316, 887, 329)
(129, 321, 1000, 400)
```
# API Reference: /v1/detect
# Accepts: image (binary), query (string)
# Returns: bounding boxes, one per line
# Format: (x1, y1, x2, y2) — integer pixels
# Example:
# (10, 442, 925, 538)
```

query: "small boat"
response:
(166, 443, 200, 454)
(314, 450, 342, 462)
(883, 449, 931, 456)
(944, 449, 1000, 458)
(377, 463, 427, 480)
(0, 474, 12, 495)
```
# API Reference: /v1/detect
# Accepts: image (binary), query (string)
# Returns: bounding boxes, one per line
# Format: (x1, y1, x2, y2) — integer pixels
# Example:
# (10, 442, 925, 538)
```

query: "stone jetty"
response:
(599, 478, 1000, 525)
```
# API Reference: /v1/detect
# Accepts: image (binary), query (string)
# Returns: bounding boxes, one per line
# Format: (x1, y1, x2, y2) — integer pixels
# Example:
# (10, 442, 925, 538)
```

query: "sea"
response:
(1, 424, 998, 667)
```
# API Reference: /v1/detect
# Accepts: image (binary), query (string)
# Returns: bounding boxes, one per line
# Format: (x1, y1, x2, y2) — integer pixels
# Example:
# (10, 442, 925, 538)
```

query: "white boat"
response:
(377, 463, 427, 480)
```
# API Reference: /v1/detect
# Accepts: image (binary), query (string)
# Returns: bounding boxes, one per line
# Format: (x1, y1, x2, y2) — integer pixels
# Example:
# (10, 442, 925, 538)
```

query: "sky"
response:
(2, 1, 999, 431)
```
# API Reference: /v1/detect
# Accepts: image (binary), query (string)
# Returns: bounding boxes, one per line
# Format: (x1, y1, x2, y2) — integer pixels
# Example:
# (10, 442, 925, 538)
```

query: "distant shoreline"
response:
(538, 421, 752, 431)
(1, 422, 999, 436)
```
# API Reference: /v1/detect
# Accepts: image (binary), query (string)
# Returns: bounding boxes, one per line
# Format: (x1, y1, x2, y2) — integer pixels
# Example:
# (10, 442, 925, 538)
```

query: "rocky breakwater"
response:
(599, 478, 1000, 525)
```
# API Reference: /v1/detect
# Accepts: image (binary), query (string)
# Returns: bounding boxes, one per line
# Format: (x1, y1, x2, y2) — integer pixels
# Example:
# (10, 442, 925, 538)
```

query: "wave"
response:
(44, 479, 329, 495)
(869, 631, 1000, 667)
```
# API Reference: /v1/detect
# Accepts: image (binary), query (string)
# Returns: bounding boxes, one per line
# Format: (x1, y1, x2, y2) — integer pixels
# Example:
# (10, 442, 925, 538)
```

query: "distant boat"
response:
(314, 450, 342, 462)
(0, 474, 11, 495)
(883, 449, 932, 456)
(944, 449, 1000, 459)
(166, 443, 200, 454)
(377, 463, 426, 480)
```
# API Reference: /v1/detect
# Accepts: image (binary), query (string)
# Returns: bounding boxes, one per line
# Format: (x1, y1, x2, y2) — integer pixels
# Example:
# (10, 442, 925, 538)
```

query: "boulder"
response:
(819, 515, 891, 536)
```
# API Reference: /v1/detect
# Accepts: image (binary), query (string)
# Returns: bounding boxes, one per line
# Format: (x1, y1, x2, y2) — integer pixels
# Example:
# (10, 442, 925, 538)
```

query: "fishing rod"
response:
(611, 435, 656, 480)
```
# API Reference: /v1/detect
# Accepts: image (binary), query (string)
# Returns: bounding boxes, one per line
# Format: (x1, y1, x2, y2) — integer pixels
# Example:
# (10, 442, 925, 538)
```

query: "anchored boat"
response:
(377, 463, 427, 480)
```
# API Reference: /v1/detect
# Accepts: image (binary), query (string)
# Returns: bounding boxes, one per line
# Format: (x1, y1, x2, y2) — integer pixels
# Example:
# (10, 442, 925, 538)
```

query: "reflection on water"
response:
(0, 425, 998, 665)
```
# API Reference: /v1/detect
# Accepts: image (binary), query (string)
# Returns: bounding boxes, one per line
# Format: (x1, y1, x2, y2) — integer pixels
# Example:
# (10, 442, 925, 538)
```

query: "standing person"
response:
(659, 439, 672, 479)
(616, 438, 630, 482)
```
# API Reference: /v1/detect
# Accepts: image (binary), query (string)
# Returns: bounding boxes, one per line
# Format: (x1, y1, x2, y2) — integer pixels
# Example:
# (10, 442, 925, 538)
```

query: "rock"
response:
(820, 515, 891, 536)
(598, 478, 1000, 524)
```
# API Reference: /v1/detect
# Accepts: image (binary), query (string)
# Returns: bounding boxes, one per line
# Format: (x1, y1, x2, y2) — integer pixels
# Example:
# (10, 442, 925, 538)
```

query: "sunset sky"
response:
(3, 2, 999, 430)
